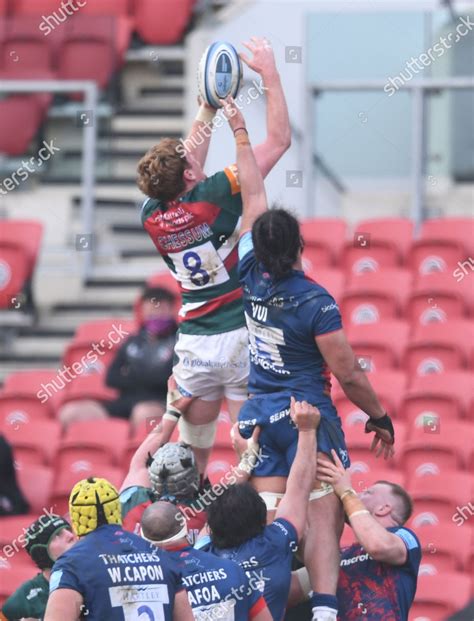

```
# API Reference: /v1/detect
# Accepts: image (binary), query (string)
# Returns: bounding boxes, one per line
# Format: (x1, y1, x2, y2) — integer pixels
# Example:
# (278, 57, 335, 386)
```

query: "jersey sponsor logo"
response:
(109, 584, 170, 619)
(340, 552, 370, 566)
(182, 569, 228, 587)
(269, 408, 291, 424)
(240, 556, 259, 569)
(321, 302, 339, 313)
(26, 587, 44, 600)
(251, 303, 268, 322)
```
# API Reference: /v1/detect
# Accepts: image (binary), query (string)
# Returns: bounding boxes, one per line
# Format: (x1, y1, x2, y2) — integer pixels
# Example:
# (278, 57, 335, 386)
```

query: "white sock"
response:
(312, 606, 338, 621)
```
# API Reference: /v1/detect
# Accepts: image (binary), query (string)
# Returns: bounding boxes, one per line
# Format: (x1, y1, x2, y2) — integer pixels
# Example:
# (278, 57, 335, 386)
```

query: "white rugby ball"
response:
(198, 41, 243, 109)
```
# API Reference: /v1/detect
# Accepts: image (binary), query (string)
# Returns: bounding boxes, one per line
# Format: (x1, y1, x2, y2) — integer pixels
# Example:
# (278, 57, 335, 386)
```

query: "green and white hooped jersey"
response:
(141, 166, 245, 336)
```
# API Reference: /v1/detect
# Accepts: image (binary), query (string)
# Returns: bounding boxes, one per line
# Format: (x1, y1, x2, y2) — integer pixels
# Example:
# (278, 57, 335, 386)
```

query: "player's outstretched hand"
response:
(317, 449, 352, 498)
(219, 95, 246, 133)
(365, 413, 395, 460)
(289, 396, 321, 431)
(240, 36, 276, 76)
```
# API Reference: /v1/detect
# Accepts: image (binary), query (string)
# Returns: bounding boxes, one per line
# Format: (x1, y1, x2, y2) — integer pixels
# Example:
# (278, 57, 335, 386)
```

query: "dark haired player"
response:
(197, 398, 320, 621)
(220, 96, 395, 621)
(0, 515, 76, 621)
(137, 37, 291, 474)
(290, 452, 421, 620)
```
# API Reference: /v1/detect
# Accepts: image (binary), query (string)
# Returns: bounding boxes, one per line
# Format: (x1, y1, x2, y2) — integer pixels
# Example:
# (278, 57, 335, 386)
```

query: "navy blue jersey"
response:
(49, 525, 183, 621)
(337, 527, 421, 620)
(238, 232, 342, 402)
(204, 518, 298, 621)
(169, 544, 266, 620)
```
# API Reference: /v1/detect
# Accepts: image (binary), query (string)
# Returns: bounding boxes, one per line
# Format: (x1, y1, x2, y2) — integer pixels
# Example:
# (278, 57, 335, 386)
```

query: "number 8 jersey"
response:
(141, 166, 244, 336)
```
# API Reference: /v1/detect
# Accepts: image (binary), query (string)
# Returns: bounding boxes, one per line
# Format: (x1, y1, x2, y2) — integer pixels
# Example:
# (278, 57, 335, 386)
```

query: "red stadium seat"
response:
(0, 369, 62, 425)
(51, 465, 123, 516)
(207, 420, 238, 484)
(416, 523, 472, 572)
(348, 465, 405, 492)
(346, 320, 410, 369)
(56, 419, 130, 468)
(62, 318, 135, 373)
(79, 1, 132, 59)
(333, 370, 407, 417)
(402, 421, 473, 474)
(57, 373, 118, 411)
(0, 242, 28, 309)
(342, 270, 412, 325)
(134, 0, 194, 44)
(0, 95, 44, 155)
(404, 320, 473, 375)
(300, 218, 348, 268)
(409, 217, 474, 276)
(303, 268, 345, 303)
(2, 419, 61, 466)
(12, 0, 63, 15)
(407, 272, 470, 324)
(342, 218, 414, 274)
(410, 572, 471, 620)
(16, 464, 54, 513)
(0, 515, 37, 567)
(0, 221, 43, 280)
(400, 372, 472, 425)
(0, 17, 55, 72)
(408, 472, 472, 523)
(58, 17, 118, 92)
(0, 0, 6, 15)
(343, 420, 406, 470)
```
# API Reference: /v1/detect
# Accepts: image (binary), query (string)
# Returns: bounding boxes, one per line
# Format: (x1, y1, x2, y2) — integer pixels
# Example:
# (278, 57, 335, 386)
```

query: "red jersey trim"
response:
(180, 287, 242, 322)
(250, 596, 267, 618)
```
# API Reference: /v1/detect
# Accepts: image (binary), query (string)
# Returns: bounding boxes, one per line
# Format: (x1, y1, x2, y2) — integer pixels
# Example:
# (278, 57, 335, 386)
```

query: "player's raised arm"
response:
(275, 398, 320, 540)
(221, 96, 268, 234)
(240, 36, 291, 178)
(180, 98, 217, 169)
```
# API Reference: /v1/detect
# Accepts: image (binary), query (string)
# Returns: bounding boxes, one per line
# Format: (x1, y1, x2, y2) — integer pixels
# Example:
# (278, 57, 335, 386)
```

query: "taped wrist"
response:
(163, 406, 182, 424)
(365, 413, 395, 442)
(195, 105, 216, 123)
(237, 436, 260, 473)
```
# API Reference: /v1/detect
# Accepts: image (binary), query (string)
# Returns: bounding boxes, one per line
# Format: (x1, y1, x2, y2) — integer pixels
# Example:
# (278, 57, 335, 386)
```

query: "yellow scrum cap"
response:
(69, 477, 121, 537)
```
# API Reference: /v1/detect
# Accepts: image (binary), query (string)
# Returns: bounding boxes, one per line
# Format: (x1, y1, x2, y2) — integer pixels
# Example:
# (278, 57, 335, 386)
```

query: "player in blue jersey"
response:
(290, 452, 420, 620)
(197, 398, 320, 621)
(44, 477, 193, 621)
(140, 500, 273, 621)
(219, 96, 396, 621)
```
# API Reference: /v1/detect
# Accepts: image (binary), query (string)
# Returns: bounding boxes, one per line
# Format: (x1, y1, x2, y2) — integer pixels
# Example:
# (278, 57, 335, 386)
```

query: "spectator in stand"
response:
(0, 434, 29, 516)
(59, 287, 177, 428)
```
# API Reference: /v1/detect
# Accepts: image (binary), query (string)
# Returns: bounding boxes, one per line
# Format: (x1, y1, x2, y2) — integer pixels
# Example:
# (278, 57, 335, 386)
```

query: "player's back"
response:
(141, 167, 245, 335)
(238, 233, 342, 400)
(169, 545, 264, 620)
(49, 524, 182, 621)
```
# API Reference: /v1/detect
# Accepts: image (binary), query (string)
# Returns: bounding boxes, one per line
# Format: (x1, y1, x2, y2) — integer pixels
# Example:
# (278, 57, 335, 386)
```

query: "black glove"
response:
(365, 413, 395, 444)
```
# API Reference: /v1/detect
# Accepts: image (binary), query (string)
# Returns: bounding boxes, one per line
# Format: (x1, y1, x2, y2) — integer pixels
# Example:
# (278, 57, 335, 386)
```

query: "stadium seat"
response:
(62, 318, 135, 373)
(402, 421, 473, 474)
(0, 369, 62, 424)
(341, 270, 412, 325)
(56, 419, 130, 468)
(207, 420, 238, 484)
(16, 464, 54, 513)
(0, 242, 29, 309)
(407, 272, 470, 324)
(57, 17, 118, 93)
(303, 268, 345, 303)
(0, 0, 6, 15)
(134, 0, 195, 45)
(12, 0, 63, 15)
(400, 372, 472, 425)
(79, 1, 133, 59)
(51, 465, 123, 516)
(0, 390, 54, 428)
(404, 320, 473, 375)
(0, 564, 38, 606)
(342, 218, 413, 274)
(416, 523, 472, 572)
(0, 515, 37, 567)
(300, 218, 348, 268)
(0, 95, 44, 156)
(348, 465, 405, 492)
(410, 572, 471, 620)
(343, 420, 406, 470)
(56, 373, 118, 411)
(334, 370, 407, 417)
(346, 320, 410, 369)
(0, 221, 43, 281)
(0, 17, 55, 72)
(409, 217, 474, 276)
(408, 472, 472, 523)
(1, 419, 61, 466)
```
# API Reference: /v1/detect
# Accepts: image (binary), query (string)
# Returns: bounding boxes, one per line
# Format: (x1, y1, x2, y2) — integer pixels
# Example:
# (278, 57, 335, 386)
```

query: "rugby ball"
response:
(198, 41, 243, 108)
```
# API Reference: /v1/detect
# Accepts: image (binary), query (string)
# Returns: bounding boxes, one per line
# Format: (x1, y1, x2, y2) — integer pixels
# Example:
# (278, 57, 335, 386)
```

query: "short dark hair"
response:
(207, 483, 267, 549)
(252, 207, 302, 280)
(141, 286, 176, 305)
(376, 480, 413, 525)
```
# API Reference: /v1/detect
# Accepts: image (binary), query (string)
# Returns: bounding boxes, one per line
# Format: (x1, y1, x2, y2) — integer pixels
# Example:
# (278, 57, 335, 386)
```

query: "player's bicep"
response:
(44, 589, 83, 621)
(375, 531, 409, 565)
(315, 330, 356, 383)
